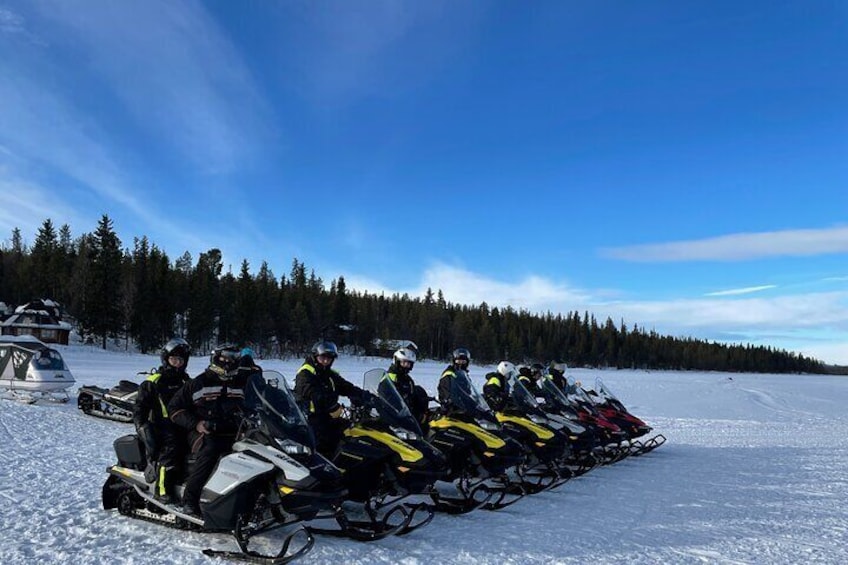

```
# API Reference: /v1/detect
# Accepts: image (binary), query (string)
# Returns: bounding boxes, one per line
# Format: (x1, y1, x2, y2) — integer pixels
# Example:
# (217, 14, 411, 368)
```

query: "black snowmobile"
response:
(425, 369, 530, 509)
(497, 371, 601, 479)
(77, 374, 147, 423)
(102, 370, 347, 564)
(482, 371, 575, 491)
(307, 370, 449, 540)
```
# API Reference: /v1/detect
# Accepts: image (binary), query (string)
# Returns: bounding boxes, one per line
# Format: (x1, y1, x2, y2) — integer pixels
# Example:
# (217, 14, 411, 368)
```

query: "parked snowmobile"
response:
(499, 371, 599, 478)
(537, 375, 630, 464)
(103, 370, 347, 564)
(77, 374, 146, 423)
(308, 370, 448, 539)
(0, 336, 75, 403)
(586, 377, 666, 455)
(425, 369, 529, 509)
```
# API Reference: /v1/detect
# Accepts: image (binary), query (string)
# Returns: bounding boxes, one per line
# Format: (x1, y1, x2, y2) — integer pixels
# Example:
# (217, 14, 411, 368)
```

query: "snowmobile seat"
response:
(114, 434, 146, 470)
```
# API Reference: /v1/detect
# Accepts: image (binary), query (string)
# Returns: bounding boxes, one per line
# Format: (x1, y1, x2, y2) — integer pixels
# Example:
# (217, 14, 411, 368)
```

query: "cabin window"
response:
(40, 329, 57, 340)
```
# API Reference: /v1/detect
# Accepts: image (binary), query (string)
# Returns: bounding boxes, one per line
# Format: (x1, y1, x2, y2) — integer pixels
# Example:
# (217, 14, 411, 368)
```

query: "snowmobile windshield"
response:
(447, 369, 496, 420)
(508, 374, 541, 412)
(362, 368, 423, 436)
(538, 377, 572, 409)
(594, 377, 618, 403)
(565, 375, 600, 413)
(32, 348, 67, 371)
(245, 371, 315, 450)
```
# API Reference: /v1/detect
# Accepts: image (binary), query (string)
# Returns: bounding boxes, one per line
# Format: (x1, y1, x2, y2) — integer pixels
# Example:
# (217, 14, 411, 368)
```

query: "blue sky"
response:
(1, 1, 847, 364)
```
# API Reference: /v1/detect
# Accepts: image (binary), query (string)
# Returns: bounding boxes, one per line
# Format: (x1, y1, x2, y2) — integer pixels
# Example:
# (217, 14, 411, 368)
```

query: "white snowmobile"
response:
(102, 370, 347, 564)
(0, 335, 75, 403)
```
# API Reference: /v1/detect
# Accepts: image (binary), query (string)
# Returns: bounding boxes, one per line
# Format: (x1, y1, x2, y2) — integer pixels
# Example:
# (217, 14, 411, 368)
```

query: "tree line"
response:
(0, 215, 829, 374)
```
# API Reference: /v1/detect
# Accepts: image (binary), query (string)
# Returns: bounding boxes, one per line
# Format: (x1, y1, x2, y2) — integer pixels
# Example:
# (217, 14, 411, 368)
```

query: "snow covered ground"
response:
(2, 345, 848, 564)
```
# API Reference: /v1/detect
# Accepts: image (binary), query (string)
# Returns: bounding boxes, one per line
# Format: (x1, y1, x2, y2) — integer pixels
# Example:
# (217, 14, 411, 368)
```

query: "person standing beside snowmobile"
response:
(132, 337, 191, 504)
(438, 347, 472, 413)
(382, 346, 430, 428)
(168, 344, 250, 515)
(293, 340, 372, 457)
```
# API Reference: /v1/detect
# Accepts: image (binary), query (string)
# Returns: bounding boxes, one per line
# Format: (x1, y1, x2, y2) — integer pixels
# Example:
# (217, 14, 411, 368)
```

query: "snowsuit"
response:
(293, 358, 365, 457)
(132, 365, 190, 499)
(482, 371, 510, 413)
(383, 363, 430, 427)
(438, 364, 474, 417)
(546, 368, 568, 391)
(168, 367, 250, 511)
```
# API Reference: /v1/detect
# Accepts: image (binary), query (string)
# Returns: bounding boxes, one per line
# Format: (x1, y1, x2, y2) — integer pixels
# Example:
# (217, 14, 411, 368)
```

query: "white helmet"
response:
(497, 361, 517, 379)
(393, 347, 417, 368)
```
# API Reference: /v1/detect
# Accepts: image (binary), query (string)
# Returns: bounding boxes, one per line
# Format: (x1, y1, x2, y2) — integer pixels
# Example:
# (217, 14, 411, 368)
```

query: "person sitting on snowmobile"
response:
(238, 347, 262, 375)
(132, 337, 192, 504)
(483, 361, 525, 413)
(437, 347, 472, 414)
(293, 340, 374, 457)
(168, 344, 251, 516)
(517, 364, 541, 395)
(382, 346, 431, 428)
(546, 360, 569, 391)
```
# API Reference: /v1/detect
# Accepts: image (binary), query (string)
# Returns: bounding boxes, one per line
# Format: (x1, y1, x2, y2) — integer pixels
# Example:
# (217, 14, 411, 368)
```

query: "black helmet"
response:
(161, 337, 190, 368)
(210, 344, 241, 377)
(452, 347, 471, 367)
(549, 360, 568, 375)
(311, 340, 338, 361)
(530, 362, 545, 378)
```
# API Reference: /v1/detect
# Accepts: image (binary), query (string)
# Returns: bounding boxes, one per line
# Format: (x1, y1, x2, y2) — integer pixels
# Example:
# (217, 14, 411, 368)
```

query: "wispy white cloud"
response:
(705, 285, 777, 297)
(0, 6, 24, 34)
(601, 226, 848, 262)
(19, 0, 273, 173)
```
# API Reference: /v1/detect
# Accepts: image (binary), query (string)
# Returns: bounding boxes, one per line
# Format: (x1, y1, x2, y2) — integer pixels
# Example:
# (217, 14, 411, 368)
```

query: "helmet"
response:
(530, 363, 545, 378)
(161, 337, 190, 368)
(393, 347, 417, 370)
(518, 365, 532, 378)
(241, 347, 254, 359)
(452, 347, 471, 366)
(549, 360, 568, 375)
(405, 341, 419, 356)
(497, 361, 517, 379)
(311, 340, 338, 361)
(210, 344, 241, 377)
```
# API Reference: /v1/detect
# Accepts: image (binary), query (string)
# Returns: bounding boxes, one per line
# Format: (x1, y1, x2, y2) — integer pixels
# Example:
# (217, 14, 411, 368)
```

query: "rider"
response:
(132, 337, 191, 504)
(482, 361, 518, 413)
(383, 346, 431, 427)
(437, 347, 472, 412)
(168, 344, 251, 516)
(546, 360, 569, 390)
(293, 340, 372, 457)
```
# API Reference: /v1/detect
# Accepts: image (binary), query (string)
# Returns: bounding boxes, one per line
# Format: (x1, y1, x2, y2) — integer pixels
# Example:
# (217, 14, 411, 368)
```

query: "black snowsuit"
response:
(438, 364, 475, 417)
(547, 368, 568, 391)
(132, 365, 190, 498)
(482, 371, 510, 413)
(383, 363, 430, 427)
(293, 358, 365, 457)
(168, 367, 250, 511)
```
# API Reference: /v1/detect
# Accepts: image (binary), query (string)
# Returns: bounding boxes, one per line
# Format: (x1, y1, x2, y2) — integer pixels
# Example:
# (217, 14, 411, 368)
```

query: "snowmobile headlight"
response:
(390, 426, 419, 441)
(476, 419, 500, 431)
(275, 438, 311, 455)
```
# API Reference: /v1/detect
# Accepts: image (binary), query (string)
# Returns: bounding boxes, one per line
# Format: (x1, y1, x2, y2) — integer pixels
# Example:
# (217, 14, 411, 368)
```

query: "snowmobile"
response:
(498, 372, 600, 478)
(102, 370, 347, 564)
(425, 369, 532, 508)
(77, 373, 147, 423)
(0, 336, 75, 403)
(308, 370, 449, 539)
(585, 377, 666, 456)
(537, 375, 631, 464)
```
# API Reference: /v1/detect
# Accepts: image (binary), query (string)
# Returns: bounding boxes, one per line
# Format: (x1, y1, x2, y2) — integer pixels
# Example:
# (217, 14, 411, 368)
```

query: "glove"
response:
(195, 420, 212, 434)
(357, 390, 378, 409)
(329, 403, 344, 419)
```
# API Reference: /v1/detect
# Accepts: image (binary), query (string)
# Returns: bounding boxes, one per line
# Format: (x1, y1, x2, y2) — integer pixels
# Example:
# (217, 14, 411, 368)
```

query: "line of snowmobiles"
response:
(101, 368, 664, 564)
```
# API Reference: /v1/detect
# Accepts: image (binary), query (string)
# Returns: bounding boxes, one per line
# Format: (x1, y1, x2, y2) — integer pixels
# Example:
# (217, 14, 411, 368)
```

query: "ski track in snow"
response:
(2, 348, 848, 564)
